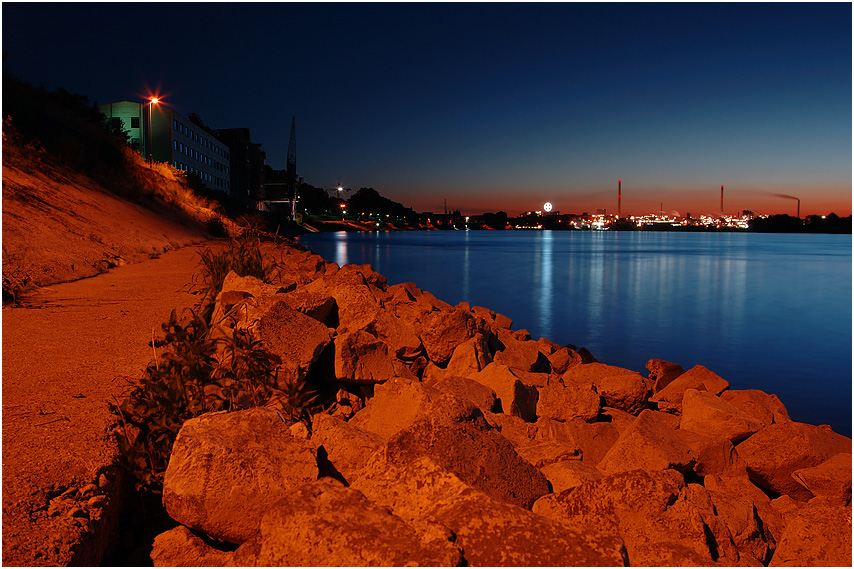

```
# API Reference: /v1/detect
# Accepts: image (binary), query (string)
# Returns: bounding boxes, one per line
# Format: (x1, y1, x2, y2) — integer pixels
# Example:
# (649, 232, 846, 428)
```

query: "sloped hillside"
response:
(2, 138, 217, 299)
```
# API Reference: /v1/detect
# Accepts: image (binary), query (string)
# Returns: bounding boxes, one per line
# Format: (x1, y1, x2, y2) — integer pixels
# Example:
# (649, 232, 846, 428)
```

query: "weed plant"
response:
(111, 306, 320, 493)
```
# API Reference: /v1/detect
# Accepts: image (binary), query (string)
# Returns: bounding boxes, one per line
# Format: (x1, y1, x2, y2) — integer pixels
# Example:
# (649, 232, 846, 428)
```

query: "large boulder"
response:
(231, 478, 462, 566)
(329, 277, 383, 332)
(351, 456, 629, 566)
(162, 408, 318, 544)
(492, 330, 552, 373)
(651, 365, 729, 411)
(349, 377, 443, 440)
(536, 382, 600, 423)
(366, 310, 424, 360)
(791, 452, 852, 504)
(769, 497, 852, 567)
(151, 525, 234, 567)
(719, 389, 791, 429)
(333, 329, 396, 384)
(469, 363, 538, 422)
(419, 306, 483, 365)
(707, 490, 776, 565)
(257, 299, 332, 388)
(444, 332, 492, 376)
(547, 346, 584, 375)
(645, 358, 685, 393)
(533, 469, 725, 566)
(281, 287, 335, 325)
(535, 416, 620, 466)
(423, 370, 498, 415)
(310, 413, 384, 484)
(512, 439, 581, 468)
(676, 429, 745, 478)
(562, 363, 649, 415)
(539, 459, 605, 493)
(735, 422, 852, 501)
(679, 388, 763, 443)
(381, 393, 550, 509)
(596, 410, 697, 475)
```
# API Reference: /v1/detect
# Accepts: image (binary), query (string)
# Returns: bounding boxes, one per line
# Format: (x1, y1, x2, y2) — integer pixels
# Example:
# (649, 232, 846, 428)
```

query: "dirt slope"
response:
(1, 142, 224, 564)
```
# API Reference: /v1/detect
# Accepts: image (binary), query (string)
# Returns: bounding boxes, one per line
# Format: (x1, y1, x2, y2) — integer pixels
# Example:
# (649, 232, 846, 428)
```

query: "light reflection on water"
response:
(300, 230, 852, 436)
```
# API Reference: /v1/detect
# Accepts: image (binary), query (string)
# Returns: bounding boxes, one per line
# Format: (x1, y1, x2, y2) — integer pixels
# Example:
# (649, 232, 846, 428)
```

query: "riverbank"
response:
(144, 240, 850, 566)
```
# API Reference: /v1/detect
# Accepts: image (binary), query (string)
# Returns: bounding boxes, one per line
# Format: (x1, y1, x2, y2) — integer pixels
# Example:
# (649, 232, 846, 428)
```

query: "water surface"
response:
(299, 230, 852, 436)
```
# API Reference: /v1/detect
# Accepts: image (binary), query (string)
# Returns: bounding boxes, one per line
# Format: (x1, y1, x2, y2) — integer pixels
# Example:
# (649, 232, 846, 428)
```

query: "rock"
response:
(536, 382, 600, 423)
(231, 478, 462, 566)
(419, 306, 483, 365)
(348, 377, 444, 440)
(470, 305, 495, 322)
(719, 389, 791, 428)
(468, 362, 538, 422)
(257, 300, 332, 389)
(151, 525, 233, 567)
(680, 388, 763, 443)
(333, 329, 396, 384)
(539, 459, 604, 493)
(351, 456, 628, 566)
(562, 363, 649, 415)
(547, 346, 583, 374)
(423, 372, 498, 415)
(596, 410, 697, 475)
(676, 429, 745, 477)
(791, 452, 852, 503)
(708, 490, 776, 565)
(537, 336, 557, 355)
(329, 278, 383, 333)
(288, 422, 309, 439)
(382, 392, 550, 509)
(281, 287, 335, 325)
(494, 312, 513, 329)
(651, 364, 729, 410)
(492, 331, 552, 373)
(311, 413, 384, 483)
(645, 358, 685, 393)
(483, 411, 538, 447)
(533, 469, 721, 566)
(769, 497, 852, 567)
(705, 470, 785, 545)
(735, 422, 851, 501)
(513, 439, 581, 468)
(162, 408, 319, 544)
(535, 417, 620, 466)
(444, 332, 492, 376)
(366, 310, 424, 360)
(220, 270, 286, 300)
(599, 406, 637, 434)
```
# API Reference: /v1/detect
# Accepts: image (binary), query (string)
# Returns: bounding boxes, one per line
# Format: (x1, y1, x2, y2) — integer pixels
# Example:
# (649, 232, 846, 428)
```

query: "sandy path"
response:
(2, 242, 215, 565)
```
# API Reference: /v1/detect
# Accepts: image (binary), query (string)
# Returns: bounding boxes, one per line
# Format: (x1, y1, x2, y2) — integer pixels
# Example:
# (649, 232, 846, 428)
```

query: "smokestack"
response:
(618, 180, 622, 219)
(797, 198, 800, 219)
(721, 185, 724, 213)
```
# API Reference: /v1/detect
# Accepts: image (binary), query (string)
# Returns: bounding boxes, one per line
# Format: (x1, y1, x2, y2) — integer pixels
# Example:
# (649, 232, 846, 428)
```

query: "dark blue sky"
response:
(3, 2, 851, 216)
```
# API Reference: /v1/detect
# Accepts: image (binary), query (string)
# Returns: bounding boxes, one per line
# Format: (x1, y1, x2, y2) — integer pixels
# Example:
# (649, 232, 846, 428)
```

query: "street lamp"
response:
(147, 97, 160, 163)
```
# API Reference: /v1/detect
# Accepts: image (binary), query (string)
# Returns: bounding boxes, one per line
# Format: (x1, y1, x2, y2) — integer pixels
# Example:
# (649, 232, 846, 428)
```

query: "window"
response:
(173, 140, 177, 151)
(173, 119, 178, 130)
(130, 117, 140, 128)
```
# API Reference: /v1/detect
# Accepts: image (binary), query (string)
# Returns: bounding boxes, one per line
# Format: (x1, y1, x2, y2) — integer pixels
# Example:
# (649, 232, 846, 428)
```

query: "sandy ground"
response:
(1, 147, 224, 564)
(2, 244, 217, 565)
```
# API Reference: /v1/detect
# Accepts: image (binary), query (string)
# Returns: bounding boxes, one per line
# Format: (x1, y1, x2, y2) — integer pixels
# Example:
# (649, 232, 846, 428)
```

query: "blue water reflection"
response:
(300, 230, 852, 436)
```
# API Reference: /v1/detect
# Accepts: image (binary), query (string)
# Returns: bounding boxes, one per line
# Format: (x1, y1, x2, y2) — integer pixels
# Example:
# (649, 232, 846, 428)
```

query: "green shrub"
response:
(110, 307, 319, 493)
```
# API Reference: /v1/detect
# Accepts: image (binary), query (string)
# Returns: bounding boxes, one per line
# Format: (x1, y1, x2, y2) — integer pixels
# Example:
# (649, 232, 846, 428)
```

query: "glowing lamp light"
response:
(150, 97, 160, 104)
(543, 202, 553, 213)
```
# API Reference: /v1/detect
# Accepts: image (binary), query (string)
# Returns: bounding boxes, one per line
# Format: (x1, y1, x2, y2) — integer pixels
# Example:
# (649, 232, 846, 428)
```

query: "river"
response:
(298, 230, 852, 436)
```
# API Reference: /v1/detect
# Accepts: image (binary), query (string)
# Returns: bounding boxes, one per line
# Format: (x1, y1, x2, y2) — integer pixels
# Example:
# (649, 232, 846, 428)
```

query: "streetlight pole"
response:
(148, 97, 159, 164)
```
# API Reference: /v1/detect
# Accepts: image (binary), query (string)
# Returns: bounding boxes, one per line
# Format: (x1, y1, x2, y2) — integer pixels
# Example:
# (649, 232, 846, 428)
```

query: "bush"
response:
(110, 307, 319, 493)
(206, 216, 228, 238)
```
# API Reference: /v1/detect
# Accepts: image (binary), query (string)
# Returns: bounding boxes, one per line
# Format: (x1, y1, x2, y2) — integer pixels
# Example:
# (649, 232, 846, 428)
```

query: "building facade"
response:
(214, 128, 266, 207)
(100, 102, 232, 195)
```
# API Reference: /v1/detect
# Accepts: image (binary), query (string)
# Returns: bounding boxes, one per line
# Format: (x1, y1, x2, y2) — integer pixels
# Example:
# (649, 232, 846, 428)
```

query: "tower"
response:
(618, 180, 622, 219)
(287, 117, 297, 219)
(720, 185, 724, 214)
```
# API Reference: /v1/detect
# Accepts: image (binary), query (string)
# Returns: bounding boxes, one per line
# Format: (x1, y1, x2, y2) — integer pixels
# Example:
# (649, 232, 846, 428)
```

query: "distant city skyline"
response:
(3, 2, 851, 217)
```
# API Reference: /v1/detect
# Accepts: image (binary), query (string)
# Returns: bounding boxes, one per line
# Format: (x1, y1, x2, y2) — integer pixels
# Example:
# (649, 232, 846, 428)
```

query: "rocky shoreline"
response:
(147, 243, 850, 566)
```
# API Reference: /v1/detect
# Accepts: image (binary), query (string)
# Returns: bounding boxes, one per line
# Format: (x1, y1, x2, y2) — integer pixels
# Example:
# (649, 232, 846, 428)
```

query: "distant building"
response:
(214, 128, 266, 208)
(99, 101, 232, 195)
